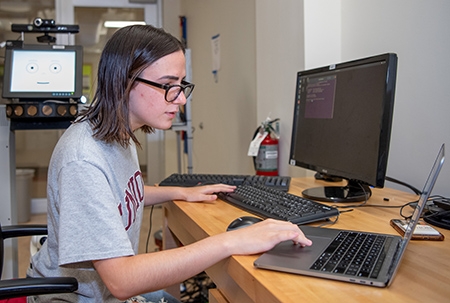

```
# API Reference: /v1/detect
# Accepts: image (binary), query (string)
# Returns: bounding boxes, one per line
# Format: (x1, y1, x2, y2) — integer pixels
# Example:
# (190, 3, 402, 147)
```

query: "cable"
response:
(329, 177, 427, 220)
(385, 176, 422, 195)
(180, 272, 215, 303)
(422, 196, 450, 230)
(317, 213, 340, 227)
(423, 208, 450, 219)
(423, 209, 450, 230)
(331, 181, 370, 209)
(145, 205, 155, 253)
(398, 195, 450, 220)
(399, 200, 420, 220)
(329, 181, 422, 221)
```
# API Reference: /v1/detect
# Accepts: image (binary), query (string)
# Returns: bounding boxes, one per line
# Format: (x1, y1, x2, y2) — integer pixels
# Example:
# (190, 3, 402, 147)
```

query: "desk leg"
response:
(209, 288, 229, 303)
(162, 209, 181, 300)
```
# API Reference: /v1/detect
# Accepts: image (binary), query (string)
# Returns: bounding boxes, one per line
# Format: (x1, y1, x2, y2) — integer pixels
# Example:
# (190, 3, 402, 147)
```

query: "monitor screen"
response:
(2, 43, 83, 100)
(289, 53, 398, 202)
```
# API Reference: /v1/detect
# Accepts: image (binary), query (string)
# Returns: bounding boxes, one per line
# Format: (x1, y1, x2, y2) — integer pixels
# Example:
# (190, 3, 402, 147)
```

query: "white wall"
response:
(255, 1, 306, 177)
(177, 0, 257, 175)
(338, 0, 450, 196)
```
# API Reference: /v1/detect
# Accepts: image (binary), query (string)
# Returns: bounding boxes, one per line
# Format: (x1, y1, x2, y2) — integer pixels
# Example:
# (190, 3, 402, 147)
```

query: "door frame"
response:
(55, 0, 166, 185)
(55, 0, 161, 45)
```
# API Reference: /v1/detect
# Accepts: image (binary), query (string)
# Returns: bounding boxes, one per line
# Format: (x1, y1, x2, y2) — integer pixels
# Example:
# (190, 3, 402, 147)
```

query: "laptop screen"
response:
(387, 144, 445, 285)
(403, 144, 445, 242)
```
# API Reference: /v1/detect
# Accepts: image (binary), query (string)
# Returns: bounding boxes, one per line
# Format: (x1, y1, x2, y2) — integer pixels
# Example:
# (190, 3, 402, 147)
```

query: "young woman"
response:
(28, 25, 312, 303)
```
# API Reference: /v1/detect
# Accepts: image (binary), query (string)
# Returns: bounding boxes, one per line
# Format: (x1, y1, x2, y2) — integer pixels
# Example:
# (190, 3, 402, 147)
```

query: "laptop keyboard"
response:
(310, 231, 393, 278)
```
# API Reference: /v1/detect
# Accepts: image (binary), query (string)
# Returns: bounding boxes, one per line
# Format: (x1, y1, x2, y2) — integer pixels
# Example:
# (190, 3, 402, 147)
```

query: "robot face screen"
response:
(10, 50, 76, 93)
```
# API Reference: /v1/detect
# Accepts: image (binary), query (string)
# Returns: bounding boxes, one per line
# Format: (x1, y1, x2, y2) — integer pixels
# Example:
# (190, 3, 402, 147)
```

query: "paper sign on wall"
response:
(211, 34, 220, 82)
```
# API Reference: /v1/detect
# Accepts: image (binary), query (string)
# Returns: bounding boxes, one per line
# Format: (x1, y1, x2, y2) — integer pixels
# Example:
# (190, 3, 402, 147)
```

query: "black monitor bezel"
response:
(2, 43, 83, 101)
(289, 53, 398, 190)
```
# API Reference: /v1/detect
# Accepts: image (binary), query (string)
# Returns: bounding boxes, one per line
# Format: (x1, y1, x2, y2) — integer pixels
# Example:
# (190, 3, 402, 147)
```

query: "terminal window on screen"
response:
(304, 75, 337, 119)
(10, 50, 76, 93)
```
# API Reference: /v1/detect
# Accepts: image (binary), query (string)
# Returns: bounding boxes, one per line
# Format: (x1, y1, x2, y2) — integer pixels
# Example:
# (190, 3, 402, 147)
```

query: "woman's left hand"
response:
(144, 184, 235, 206)
(181, 184, 236, 202)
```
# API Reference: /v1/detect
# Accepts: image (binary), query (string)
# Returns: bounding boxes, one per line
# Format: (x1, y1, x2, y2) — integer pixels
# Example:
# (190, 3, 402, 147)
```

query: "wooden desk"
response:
(162, 177, 450, 303)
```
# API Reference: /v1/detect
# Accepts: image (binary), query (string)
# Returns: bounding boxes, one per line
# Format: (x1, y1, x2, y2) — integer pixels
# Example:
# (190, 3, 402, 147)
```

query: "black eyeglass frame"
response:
(134, 77, 195, 102)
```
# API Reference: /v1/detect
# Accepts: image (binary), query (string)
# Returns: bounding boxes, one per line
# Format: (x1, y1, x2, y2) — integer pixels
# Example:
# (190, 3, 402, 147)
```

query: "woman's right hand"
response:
(224, 218, 312, 256)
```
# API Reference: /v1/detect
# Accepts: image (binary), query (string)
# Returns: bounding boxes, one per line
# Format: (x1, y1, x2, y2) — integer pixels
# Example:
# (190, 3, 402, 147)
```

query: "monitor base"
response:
(302, 181, 371, 203)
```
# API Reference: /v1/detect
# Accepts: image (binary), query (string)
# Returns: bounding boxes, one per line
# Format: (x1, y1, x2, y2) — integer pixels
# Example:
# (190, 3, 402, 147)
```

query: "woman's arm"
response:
(93, 219, 312, 301)
(143, 184, 236, 206)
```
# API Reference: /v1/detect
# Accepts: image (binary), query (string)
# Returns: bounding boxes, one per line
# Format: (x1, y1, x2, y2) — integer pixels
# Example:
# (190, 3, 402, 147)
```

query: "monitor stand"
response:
(302, 179, 371, 203)
(314, 172, 343, 182)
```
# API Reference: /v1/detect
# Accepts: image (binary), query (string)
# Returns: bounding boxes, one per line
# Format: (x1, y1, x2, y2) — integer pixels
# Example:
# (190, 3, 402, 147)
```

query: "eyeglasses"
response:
(135, 77, 195, 102)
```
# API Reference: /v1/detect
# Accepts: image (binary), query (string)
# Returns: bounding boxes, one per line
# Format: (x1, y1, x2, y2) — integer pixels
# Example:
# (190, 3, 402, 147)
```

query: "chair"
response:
(0, 223, 78, 300)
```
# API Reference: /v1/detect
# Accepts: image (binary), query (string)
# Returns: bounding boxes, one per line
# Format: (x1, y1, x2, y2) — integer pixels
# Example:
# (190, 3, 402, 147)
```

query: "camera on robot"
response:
(33, 17, 56, 28)
(10, 18, 79, 44)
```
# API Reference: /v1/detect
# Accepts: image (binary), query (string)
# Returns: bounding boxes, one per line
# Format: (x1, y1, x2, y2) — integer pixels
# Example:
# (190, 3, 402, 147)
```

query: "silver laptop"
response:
(254, 144, 445, 287)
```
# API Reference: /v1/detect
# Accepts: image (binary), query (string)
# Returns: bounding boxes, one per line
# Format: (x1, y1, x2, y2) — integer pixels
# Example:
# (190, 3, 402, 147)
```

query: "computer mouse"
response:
(226, 216, 263, 231)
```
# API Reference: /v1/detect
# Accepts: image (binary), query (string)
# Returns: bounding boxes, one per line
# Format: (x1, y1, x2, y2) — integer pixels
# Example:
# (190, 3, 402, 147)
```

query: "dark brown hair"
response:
(77, 25, 184, 148)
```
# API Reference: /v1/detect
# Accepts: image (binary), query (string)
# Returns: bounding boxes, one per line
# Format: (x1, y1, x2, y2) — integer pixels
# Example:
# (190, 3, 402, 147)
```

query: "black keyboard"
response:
(217, 185, 339, 225)
(159, 173, 291, 191)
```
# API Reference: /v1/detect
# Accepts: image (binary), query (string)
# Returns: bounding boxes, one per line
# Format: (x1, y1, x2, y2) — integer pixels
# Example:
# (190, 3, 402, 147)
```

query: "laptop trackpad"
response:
(255, 236, 332, 269)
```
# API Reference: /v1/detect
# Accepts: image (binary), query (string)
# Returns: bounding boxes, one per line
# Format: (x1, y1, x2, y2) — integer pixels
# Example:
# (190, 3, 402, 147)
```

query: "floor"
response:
(17, 167, 163, 278)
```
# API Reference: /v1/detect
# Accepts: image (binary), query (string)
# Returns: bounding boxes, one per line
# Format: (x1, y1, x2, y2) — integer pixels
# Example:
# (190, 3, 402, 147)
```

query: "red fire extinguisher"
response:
(253, 118, 279, 176)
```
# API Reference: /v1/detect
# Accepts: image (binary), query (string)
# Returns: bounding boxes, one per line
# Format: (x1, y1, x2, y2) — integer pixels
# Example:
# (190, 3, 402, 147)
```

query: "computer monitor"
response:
(2, 42, 83, 101)
(289, 53, 398, 202)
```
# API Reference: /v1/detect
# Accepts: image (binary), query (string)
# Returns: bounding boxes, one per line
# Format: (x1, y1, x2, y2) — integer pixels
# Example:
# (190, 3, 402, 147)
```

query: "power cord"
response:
(385, 176, 422, 195)
(330, 180, 419, 220)
(317, 213, 340, 227)
(331, 181, 370, 209)
(180, 272, 215, 303)
(422, 195, 450, 230)
(145, 205, 155, 253)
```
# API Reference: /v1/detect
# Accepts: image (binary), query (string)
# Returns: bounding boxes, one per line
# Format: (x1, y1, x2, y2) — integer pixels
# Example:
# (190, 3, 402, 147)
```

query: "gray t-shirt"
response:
(28, 120, 145, 302)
